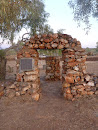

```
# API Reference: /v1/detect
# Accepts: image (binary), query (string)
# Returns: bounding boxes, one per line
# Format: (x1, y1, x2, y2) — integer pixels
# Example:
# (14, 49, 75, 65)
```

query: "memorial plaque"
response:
(20, 58, 34, 72)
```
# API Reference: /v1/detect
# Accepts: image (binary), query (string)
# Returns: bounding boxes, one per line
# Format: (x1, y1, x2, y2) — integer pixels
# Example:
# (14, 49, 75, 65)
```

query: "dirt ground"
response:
(0, 71, 98, 130)
(86, 61, 98, 76)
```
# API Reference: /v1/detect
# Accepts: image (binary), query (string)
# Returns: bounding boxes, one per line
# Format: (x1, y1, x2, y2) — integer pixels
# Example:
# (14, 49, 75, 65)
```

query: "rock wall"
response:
(1, 33, 98, 101)
(5, 48, 40, 101)
(5, 55, 17, 80)
(62, 49, 98, 100)
(46, 56, 61, 80)
(0, 58, 6, 80)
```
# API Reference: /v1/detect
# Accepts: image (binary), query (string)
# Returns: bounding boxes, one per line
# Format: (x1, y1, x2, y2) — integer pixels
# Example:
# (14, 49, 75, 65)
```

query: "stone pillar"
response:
(62, 48, 88, 100)
(46, 56, 61, 80)
(5, 47, 40, 101)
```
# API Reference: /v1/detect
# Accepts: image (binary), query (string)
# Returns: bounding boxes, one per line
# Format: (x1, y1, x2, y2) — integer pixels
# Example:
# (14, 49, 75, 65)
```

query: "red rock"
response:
(75, 94, 81, 98)
(81, 90, 87, 95)
(25, 42, 30, 45)
(44, 39, 50, 43)
(57, 44, 64, 49)
(75, 85, 84, 89)
(65, 88, 71, 94)
(62, 82, 70, 88)
(34, 44, 39, 49)
(71, 43, 75, 47)
(17, 74, 22, 82)
(52, 33, 58, 39)
(77, 87, 84, 92)
(65, 76, 74, 83)
(71, 89, 77, 95)
(87, 91, 94, 95)
(0, 91, 4, 97)
(32, 93, 40, 101)
(66, 94, 73, 100)
(59, 39, 65, 43)
(42, 34, 47, 38)
(25, 52, 31, 57)
(64, 44, 70, 48)
(17, 53, 23, 59)
(30, 39, 35, 44)
(77, 41, 81, 45)
(45, 43, 52, 49)
(75, 76, 80, 82)
(67, 62, 78, 67)
(39, 44, 45, 49)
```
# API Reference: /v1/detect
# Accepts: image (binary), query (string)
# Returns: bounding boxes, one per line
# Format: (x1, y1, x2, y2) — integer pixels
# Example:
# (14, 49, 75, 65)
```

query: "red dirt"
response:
(0, 75, 98, 130)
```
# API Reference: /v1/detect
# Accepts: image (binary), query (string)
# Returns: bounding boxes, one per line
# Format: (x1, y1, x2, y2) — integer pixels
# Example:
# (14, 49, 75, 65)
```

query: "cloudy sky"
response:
(1, 0, 98, 49)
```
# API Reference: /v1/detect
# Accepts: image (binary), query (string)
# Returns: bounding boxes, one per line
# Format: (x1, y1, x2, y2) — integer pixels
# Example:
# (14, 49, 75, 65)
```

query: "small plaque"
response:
(20, 58, 34, 72)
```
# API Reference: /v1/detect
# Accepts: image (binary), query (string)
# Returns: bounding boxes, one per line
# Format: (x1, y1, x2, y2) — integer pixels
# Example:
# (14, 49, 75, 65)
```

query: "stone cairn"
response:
(0, 33, 98, 101)
(46, 56, 61, 80)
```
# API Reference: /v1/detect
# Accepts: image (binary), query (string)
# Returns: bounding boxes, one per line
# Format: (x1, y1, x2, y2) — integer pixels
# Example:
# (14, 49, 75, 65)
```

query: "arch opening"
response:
(14, 33, 97, 101)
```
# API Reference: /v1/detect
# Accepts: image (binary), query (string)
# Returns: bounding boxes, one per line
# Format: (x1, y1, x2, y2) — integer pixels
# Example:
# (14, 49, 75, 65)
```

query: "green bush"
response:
(0, 50, 6, 59)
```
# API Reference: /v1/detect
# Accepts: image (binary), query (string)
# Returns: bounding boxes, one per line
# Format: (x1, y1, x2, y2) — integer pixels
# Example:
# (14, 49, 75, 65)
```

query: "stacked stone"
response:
(62, 47, 98, 100)
(5, 48, 40, 101)
(25, 33, 70, 49)
(46, 56, 61, 80)
(0, 33, 97, 101)
(0, 84, 4, 98)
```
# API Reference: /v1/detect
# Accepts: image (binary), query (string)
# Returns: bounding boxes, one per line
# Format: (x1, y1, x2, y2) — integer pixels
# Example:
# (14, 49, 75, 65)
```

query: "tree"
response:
(68, 0, 98, 31)
(0, 0, 49, 45)
(57, 29, 66, 34)
(39, 24, 54, 34)
(96, 42, 98, 52)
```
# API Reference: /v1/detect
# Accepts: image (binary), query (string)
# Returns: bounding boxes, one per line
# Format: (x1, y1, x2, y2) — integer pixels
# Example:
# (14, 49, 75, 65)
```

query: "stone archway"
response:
(15, 33, 97, 101)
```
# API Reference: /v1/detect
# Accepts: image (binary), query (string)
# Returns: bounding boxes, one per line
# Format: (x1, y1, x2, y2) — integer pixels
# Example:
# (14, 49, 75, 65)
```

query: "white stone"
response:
(25, 70, 38, 75)
(24, 75, 37, 82)
(32, 84, 37, 89)
(51, 43, 58, 48)
(85, 75, 90, 82)
(16, 92, 20, 96)
(64, 40, 68, 43)
(95, 91, 98, 95)
(73, 66, 79, 71)
(46, 67, 51, 70)
(87, 81, 94, 86)
(9, 84, 16, 89)
(22, 85, 31, 92)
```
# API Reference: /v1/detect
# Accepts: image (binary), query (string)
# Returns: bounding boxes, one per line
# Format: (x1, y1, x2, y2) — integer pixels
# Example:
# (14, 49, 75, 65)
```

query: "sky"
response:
(1, 0, 98, 49)
(44, 0, 98, 48)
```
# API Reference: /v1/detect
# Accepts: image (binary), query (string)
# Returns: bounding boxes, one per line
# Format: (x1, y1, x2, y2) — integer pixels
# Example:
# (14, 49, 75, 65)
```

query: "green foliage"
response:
(0, 0, 49, 44)
(57, 29, 66, 34)
(68, 0, 98, 30)
(6, 49, 17, 56)
(39, 24, 54, 34)
(85, 47, 90, 52)
(38, 49, 62, 56)
(85, 47, 98, 55)
(0, 49, 6, 59)
(96, 42, 98, 52)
